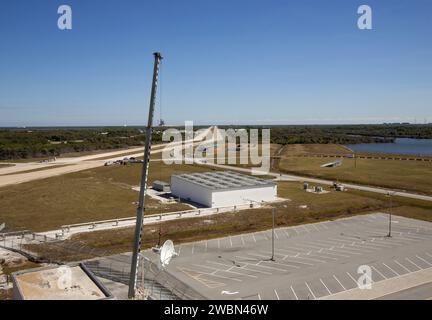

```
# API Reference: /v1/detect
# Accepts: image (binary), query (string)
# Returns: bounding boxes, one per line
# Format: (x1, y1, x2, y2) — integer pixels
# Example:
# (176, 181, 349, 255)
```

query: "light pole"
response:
(243, 198, 275, 261)
(386, 191, 395, 237)
(271, 208, 275, 261)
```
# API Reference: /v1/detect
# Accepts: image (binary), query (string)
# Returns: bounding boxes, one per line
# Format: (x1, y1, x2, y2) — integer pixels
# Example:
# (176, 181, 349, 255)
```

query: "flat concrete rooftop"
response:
(172, 171, 276, 191)
(13, 264, 112, 300)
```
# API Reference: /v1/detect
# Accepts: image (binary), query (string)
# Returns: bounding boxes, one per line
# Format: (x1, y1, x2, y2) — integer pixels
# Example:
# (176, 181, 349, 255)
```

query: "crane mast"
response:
(128, 52, 163, 299)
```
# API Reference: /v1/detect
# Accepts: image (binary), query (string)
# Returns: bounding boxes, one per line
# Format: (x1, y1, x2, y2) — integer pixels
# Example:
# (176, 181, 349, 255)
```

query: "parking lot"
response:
(150, 213, 432, 300)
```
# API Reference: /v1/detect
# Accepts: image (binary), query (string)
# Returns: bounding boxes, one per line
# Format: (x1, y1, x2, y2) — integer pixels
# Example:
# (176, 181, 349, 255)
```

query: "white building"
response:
(171, 171, 277, 208)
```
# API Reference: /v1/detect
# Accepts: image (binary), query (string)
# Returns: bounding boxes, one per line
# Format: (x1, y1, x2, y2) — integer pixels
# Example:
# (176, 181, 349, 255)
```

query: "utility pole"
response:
(128, 52, 163, 299)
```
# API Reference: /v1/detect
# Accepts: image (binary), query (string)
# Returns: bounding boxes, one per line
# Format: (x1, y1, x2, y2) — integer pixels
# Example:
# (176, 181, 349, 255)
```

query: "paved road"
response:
(192, 156, 432, 202)
(0, 127, 215, 188)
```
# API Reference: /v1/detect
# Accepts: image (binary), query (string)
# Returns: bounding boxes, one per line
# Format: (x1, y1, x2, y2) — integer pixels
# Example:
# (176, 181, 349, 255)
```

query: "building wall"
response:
(171, 176, 212, 207)
(171, 176, 277, 208)
(211, 185, 277, 207)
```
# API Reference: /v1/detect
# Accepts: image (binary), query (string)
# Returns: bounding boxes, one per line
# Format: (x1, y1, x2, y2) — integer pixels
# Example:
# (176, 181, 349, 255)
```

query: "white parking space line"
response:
(305, 282, 317, 300)
(192, 263, 248, 280)
(312, 224, 320, 232)
(320, 250, 350, 258)
(371, 265, 387, 280)
(320, 278, 332, 295)
(283, 229, 290, 238)
(276, 247, 304, 256)
(241, 235, 245, 246)
(229, 236, 233, 248)
(405, 257, 422, 270)
(205, 240, 208, 252)
(330, 247, 361, 255)
(291, 286, 299, 300)
(192, 243, 195, 255)
(394, 260, 412, 273)
(416, 255, 432, 267)
(307, 253, 338, 261)
(274, 289, 280, 300)
(187, 266, 242, 282)
(333, 275, 346, 291)
(218, 239, 220, 249)
(240, 265, 273, 275)
(299, 242, 325, 250)
(178, 245, 182, 255)
(346, 272, 359, 286)
(382, 263, 399, 276)
(206, 261, 259, 278)
(290, 255, 327, 263)
(255, 262, 289, 272)
(274, 230, 279, 240)
(252, 234, 257, 243)
(259, 259, 301, 269)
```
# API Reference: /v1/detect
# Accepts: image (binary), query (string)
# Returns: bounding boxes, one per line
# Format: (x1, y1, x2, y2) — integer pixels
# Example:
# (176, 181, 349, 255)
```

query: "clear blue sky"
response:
(0, 0, 431, 126)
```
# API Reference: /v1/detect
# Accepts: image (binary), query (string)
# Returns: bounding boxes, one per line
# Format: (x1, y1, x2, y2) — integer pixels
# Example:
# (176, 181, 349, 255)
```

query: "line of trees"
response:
(0, 128, 163, 160)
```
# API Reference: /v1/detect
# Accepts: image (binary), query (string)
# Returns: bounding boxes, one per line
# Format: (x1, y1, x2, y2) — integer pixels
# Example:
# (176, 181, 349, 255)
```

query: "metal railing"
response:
(60, 202, 262, 235)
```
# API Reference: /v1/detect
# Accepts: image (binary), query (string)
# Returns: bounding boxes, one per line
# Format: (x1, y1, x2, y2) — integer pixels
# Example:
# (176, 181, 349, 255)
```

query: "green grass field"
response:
(278, 156, 432, 195)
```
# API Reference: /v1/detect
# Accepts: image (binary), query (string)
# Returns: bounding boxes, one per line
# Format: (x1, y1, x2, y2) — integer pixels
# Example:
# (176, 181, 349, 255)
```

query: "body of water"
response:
(345, 138, 432, 156)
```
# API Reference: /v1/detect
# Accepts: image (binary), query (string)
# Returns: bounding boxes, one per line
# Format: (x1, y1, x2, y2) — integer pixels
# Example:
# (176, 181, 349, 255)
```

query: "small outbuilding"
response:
(152, 180, 171, 192)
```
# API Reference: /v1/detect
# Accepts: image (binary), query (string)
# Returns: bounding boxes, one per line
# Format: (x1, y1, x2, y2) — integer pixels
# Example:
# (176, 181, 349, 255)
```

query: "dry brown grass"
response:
(0, 161, 212, 231)
(25, 181, 394, 262)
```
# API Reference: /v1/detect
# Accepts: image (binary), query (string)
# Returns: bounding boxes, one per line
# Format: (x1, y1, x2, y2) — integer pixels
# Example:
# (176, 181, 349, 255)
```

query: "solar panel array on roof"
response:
(173, 171, 275, 191)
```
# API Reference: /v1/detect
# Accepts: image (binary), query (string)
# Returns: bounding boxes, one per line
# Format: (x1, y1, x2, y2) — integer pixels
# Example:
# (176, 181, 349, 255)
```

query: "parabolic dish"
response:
(160, 240, 175, 267)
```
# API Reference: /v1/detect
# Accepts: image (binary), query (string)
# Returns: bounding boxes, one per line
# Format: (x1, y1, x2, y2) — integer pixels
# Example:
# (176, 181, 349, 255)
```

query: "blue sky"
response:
(0, 0, 431, 126)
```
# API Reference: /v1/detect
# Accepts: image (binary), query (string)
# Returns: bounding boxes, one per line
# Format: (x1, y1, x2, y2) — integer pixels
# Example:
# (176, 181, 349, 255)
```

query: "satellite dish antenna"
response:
(0, 223, 5, 232)
(159, 240, 178, 268)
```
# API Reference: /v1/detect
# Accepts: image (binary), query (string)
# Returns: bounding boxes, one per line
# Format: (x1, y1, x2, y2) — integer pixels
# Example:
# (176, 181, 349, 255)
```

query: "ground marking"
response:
(394, 260, 412, 273)
(291, 286, 299, 300)
(371, 265, 387, 280)
(346, 272, 359, 285)
(416, 255, 432, 267)
(305, 282, 316, 300)
(229, 236, 233, 248)
(333, 275, 346, 291)
(382, 263, 400, 276)
(274, 289, 280, 300)
(320, 278, 332, 295)
(405, 257, 422, 270)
